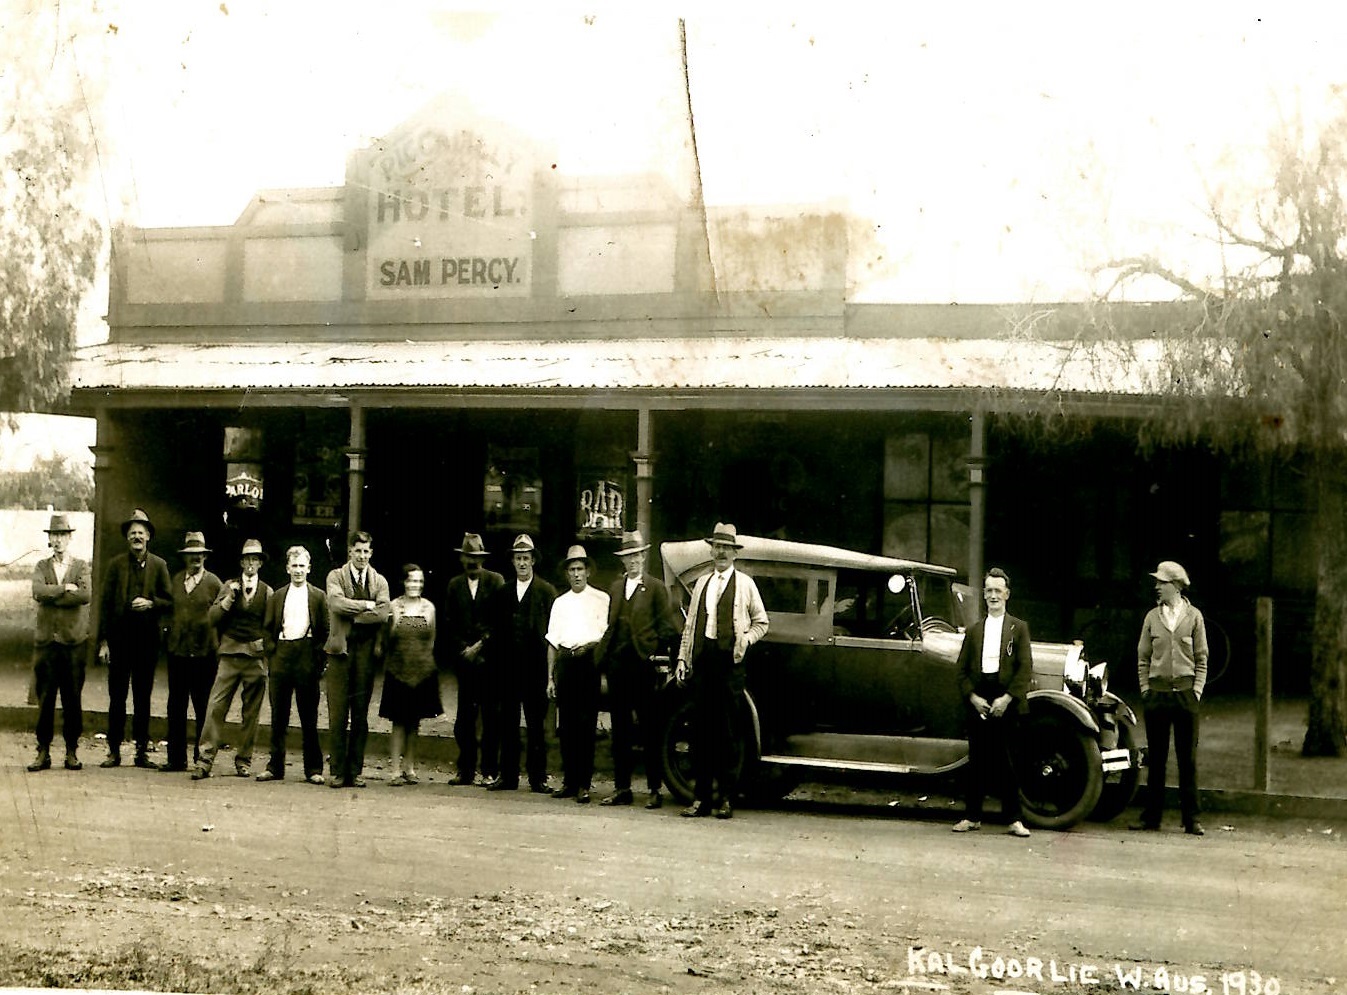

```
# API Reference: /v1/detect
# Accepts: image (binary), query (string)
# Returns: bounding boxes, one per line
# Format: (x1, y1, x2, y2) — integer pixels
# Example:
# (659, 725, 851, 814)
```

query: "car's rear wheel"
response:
(660, 695, 748, 805)
(1089, 716, 1141, 822)
(1018, 713, 1103, 830)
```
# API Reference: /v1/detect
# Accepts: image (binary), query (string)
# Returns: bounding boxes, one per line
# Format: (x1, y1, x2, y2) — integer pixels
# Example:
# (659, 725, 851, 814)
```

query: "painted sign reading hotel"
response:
(365, 125, 533, 298)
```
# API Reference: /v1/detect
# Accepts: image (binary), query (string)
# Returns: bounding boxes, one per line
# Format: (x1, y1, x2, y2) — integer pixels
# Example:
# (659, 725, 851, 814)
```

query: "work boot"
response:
(133, 748, 154, 769)
(100, 747, 121, 768)
(64, 751, 82, 771)
(27, 749, 51, 772)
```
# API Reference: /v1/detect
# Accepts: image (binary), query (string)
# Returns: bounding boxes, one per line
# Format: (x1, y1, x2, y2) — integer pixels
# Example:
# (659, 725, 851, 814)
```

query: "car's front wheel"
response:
(1017, 713, 1104, 830)
(660, 694, 748, 805)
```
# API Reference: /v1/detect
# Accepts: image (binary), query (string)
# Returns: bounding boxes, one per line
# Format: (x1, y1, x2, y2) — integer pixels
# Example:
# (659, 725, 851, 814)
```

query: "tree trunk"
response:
(1303, 449, 1347, 756)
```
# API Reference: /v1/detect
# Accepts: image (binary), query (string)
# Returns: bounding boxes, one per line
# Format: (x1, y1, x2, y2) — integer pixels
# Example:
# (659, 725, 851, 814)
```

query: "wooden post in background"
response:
(1254, 597, 1273, 792)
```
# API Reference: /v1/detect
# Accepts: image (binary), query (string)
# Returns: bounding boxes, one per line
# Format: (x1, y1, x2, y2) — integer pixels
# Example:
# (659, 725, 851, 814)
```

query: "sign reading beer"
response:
(366, 124, 533, 299)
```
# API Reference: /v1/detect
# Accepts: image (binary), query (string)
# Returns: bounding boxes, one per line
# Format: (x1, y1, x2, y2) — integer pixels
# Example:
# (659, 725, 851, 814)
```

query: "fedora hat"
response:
(177, 531, 212, 554)
(239, 538, 268, 561)
(704, 522, 743, 549)
(1149, 560, 1191, 588)
(43, 514, 76, 534)
(120, 508, 155, 539)
(615, 530, 650, 556)
(560, 544, 594, 572)
(456, 532, 490, 557)
(510, 534, 537, 559)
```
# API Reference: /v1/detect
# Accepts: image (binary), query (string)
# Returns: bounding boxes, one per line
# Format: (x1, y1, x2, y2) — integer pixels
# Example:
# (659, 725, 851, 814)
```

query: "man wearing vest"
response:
(675, 523, 769, 820)
(28, 513, 92, 773)
(323, 530, 392, 788)
(444, 532, 506, 786)
(596, 529, 680, 809)
(259, 545, 329, 784)
(162, 531, 223, 772)
(193, 539, 272, 779)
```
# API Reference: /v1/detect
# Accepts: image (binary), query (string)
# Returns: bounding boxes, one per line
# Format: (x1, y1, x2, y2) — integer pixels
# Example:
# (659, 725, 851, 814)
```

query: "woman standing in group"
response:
(379, 564, 441, 785)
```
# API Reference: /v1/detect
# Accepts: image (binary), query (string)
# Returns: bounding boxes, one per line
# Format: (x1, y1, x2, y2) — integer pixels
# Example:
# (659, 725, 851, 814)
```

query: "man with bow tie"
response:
(162, 532, 223, 772)
(952, 567, 1034, 838)
(192, 539, 272, 780)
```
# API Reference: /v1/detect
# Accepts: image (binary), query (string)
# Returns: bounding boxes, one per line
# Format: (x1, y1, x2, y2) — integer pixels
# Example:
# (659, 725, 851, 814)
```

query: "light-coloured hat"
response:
(1149, 560, 1191, 588)
(616, 530, 650, 556)
(456, 532, 489, 557)
(561, 544, 594, 571)
(120, 508, 155, 538)
(510, 534, 537, 558)
(239, 538, 268, 562)
(704, 522, 743, 549)
(177, 531, 212, 554)
(43, 514, 75, 534)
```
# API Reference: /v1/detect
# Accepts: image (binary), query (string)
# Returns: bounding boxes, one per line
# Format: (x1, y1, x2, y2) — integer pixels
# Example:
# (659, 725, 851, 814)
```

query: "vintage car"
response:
(658, 535, 1141, 829)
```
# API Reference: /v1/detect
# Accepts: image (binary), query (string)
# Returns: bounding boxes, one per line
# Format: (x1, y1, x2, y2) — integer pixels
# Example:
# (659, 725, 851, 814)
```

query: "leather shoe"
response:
(530, 781, 551, 794)
(190, 766, 210, 780)
(487, 779, 518, 792)
(448, 773, 475, 786)
(1184, 821, 1205, 837)
(601, 790, 634, 807)
(133, 752, 155, 769)
(552, 785, 578, 798)
(575, 789, 591, 804)
(714, 800, 733, 820)
(350, 776, 367, 788)
(327, 776, 343, 788)
(645, 791, 664, 810)
(306, 774, 325, 785)
(1128, 820, 1161, 831)
(158, 761, 187, 773)
(63, 753, 82, 771)
(27, 750, 51, 772)
(100, 750, 121, 768)
(681, 801, 712, 818)
(255, 770, 278, 782)
(234, 765, 252, 778)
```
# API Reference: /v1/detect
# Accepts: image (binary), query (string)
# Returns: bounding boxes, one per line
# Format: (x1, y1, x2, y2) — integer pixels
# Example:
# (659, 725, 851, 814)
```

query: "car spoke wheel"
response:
(1089, 716, 1140, 822)
(1017, 714, 1103, 830)
(660, 694, 749, 805)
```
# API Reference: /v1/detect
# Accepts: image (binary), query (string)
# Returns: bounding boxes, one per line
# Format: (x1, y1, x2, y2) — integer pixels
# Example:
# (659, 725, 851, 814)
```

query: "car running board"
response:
(759, 754, 967, 776)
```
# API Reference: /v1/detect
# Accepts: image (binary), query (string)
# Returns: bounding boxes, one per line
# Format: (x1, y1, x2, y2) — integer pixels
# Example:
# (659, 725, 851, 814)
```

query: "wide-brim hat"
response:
(1149, 560, 1190, 588)
(239, 538, 268, 561)
(43, 514, 75, 534)
(560, 544, 594, 572)
(178, 531, 212, 554)
(510, 534, 537, 559)
(704, 522, 743, 549)
(120, 508, 155, 539)
(456, 532, 490, 557)
(615, 529, 650, 556)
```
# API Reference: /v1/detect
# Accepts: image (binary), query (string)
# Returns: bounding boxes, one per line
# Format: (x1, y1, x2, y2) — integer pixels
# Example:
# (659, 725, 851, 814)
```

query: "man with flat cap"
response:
(28, 513, 92, 773)
(596, 529, 680, 809)
(161, 531, 223, 772)
(444, 532, 506, 786)
(97, 507, 173, 769)
(545, 544, 609, 804)
(486, 534, 556, 792)
(675, 523, 769, 820)
(1131, 560, 1209, 836)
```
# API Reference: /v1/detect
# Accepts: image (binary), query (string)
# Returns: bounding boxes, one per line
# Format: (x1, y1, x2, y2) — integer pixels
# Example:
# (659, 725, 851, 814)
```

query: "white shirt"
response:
(546, 585, 610, 650)
(281, 583, 311, 640)
(243, 577, 258, 601)
(350, 566, 367, 591)
(51, 557, 68, 586)
(1159, 601, 1181, 631)
(704, 569, 731, 639)
(183, 569, 201, 594)
(981, 613, 1005, 674)
(624, 575, 642, 600)
(516, 577, 532, 601)
(467, 575, 479, 599)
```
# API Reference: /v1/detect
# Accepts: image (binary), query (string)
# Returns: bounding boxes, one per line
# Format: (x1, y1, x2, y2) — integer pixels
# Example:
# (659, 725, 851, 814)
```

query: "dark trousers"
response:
(106, 630, 159, 752)
(555, 649, 599, 790)
(609, 653, 665, 793)
(454, 657, 488, 778)
(267, 638, 324, 779)
(689, 644, 741, 804)
(1141, 689, 1201, 825)
(165, 653, 218, 768)
(964, 693, 1023, 822)
(326, 631, 378, 783)
(34, 640, 86, 752)
(497, 663, 549, 788)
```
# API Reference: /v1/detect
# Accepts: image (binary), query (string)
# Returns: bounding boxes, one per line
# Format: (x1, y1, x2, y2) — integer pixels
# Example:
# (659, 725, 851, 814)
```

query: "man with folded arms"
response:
(28, 514, 92, 773)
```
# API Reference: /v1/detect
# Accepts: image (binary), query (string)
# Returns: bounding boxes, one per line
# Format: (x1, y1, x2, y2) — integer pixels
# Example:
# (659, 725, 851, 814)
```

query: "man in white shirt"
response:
(259, 546, 329, 784)
(545, 545, 610, 803)
(953, 567, 1034, 837)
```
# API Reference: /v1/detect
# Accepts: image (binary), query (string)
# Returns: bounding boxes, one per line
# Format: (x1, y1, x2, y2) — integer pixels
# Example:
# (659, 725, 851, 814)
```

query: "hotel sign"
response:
(366, 125, 533, 299)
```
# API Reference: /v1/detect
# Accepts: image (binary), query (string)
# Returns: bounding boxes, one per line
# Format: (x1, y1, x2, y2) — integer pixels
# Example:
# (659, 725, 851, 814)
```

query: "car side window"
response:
(753, 574, 809, 615)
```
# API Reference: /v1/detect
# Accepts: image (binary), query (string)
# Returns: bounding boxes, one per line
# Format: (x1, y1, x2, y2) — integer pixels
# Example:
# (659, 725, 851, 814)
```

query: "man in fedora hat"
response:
(193, 539, 272, 780)
(161, 531, 223, 772)
(96, 507, 173, 768)
(545, 544, 610, 804)
(485, 534, 556, 792)
(27, 513, 92, 773)
(595, 529, 680, 809)
(1131, 560, 1209, 836)
(675, 523, 769, 820)
(444, 532, 506, 786)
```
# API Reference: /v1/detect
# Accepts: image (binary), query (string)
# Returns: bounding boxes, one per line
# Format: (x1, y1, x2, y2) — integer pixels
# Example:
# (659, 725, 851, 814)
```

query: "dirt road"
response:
(1, 731, 1343, 994)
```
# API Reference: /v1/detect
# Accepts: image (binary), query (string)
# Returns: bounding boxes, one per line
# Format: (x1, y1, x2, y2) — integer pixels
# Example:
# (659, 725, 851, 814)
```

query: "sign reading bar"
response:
(366, 125, 533, 299)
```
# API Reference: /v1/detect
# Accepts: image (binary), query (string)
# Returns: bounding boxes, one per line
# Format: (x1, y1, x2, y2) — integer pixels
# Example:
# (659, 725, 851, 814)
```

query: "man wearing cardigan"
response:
(162, 532, 223, 772)
(28, 514, 92, 773)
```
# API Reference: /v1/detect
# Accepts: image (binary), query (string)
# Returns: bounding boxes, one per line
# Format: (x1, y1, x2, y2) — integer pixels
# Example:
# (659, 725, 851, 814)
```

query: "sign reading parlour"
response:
(366, 124, 533, 299)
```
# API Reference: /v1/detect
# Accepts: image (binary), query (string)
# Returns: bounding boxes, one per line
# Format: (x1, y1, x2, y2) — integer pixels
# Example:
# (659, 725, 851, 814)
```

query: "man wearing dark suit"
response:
(162, 531, 223, 772)
(28, 513, 92, 773)
(443, 532, 506, 786)
(258, 545, 329, 784)
(486, 533, 556, 792)
(323, 529, 391, 788)
(953, 566, 1034, 838)
(96, 508, 173, 769)
(597, 529, 680, 809)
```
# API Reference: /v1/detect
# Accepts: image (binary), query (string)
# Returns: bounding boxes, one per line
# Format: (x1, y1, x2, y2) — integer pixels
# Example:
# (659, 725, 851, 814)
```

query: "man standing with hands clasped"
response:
(953, 567, 1033, 838)
(545, 544, 609, 804)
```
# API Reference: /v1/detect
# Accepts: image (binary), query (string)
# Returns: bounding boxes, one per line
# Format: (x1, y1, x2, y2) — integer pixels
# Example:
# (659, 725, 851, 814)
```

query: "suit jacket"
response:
(323, 563, 392, 656)
(165, 569, 223, 657)
(488, 575, 557, 673)
(263, 581, 329, 670)
(595, 572, 680, 667)
(956, 612, 1034, 713)
(97, 551, 173, 643)
(444, 569, 506, 662)
(32, 555, 92, 645)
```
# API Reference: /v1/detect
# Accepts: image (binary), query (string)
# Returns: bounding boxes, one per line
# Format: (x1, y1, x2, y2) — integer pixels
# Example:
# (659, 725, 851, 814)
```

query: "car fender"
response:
(1026, 688, 1101, 737)
(1099, 690, 1139, 728)
(741, 689, 763, 761)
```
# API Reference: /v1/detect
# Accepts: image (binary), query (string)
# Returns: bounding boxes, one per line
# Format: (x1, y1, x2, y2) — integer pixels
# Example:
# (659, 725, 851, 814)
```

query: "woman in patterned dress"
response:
(379, 564, 441, 785)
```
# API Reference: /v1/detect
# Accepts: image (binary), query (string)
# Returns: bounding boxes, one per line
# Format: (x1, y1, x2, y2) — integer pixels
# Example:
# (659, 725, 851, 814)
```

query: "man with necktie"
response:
(444, 532, 506, 786)
(162, 531, 223, 772)
(28, 513, 92, 773)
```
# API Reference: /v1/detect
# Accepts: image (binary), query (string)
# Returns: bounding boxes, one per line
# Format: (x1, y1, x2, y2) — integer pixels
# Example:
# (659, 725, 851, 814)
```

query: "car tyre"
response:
(660, 693, 749, 806)
(1017, 713, 1104, 830)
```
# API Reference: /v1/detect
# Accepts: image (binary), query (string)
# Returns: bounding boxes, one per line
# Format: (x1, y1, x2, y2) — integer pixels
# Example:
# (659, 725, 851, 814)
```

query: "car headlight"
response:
(1087, 661, 1109, 701)
(1063, 644, 1086, 685)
